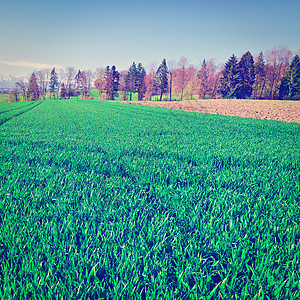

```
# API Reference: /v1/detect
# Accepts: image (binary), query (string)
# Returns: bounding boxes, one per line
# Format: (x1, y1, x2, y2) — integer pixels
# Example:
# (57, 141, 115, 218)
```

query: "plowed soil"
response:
(125, 99, 300, 124)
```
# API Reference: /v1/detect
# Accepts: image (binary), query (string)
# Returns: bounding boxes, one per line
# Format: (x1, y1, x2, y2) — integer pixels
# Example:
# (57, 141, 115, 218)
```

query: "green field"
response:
(0, 94, 9, 103)
(0, 100, 299, 299)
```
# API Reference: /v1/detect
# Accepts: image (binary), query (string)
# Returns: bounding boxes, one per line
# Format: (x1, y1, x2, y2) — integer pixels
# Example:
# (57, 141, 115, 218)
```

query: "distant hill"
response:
(0, 74, 26, 89)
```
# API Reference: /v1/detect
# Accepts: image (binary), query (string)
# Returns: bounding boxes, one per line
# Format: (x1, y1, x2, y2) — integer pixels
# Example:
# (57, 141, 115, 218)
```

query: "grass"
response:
(0, 100, 299, 299)
(0, 94, 9, 103)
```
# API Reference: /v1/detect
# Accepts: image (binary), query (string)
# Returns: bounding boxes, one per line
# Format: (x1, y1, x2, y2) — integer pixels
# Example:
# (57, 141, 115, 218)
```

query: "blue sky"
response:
(0, 0, 299, 76)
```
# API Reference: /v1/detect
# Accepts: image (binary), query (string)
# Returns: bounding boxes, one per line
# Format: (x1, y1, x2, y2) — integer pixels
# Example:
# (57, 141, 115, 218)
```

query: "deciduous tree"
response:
(16, 80, 28, 101)
(28, 73, 40, 101)
(253, 52, 266, 99)
(8, 88, 19, 102)
(78, 71, 88, 99)
(168, 59, 176, 101)
(84, 70, 94, 99)
(65, 67, 76, 98)
(118, 70, 130, 100)
(265, 46, 292, 99)
(94, 67, 106, 100)
(176, 56, 188, 100)
(185, 65, 197, 99)
(143, 67, 157, 101)
(36, 69, 50, 100)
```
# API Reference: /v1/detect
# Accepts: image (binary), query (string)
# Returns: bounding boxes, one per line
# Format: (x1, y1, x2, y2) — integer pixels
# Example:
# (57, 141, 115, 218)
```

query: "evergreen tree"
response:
(28, 73, 40, 101)
(127, 62, 137, 101)
(105, 66, 119, 100)
(156, 59, 168, 101)
(279, 76, 289, 99)
(124, 72, 131, 100)
(136, 63, 146, 101)
(219, 54, 240, 98)
(287, 55, 300, 99)
(60, 83, 67, 99)
(197, 59, 209, 98)
(49, 67, 59, 100)
(112, 66, 119, 100)
(236, 51, 255, 99)
(75, 70, 82, 97)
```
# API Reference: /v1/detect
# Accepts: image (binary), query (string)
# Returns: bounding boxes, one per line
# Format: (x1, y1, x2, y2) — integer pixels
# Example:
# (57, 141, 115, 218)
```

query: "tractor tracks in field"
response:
(0, 101, 43, 127)
(0, 102, 36, 114)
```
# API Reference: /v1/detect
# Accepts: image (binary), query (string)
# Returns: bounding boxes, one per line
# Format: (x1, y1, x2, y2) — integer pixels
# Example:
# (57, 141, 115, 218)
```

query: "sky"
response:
(0, 0, 299, 76)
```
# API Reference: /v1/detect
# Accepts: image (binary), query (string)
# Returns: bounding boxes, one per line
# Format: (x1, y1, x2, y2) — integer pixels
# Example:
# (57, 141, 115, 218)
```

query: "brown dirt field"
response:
(122, 99, 300, 124)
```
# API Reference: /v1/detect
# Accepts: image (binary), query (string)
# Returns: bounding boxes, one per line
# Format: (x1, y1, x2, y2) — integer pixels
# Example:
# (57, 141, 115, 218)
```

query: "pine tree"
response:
(279, 76, 289, 99)
(112, 66, 119, 100)
(197, 59, 209, 99)
(136, 63, 146, 101)
(104, 66, 119, 100)
(287, 55, 300, 99)
(156, 59, 168, 101)
(127, 62, 137, 101)
(75, 70, 82, 98)
(49, 67, 58, 100)
(28, 73, 40, 101)
(219, 54, 240, 98)
(236, 51, 255, 99)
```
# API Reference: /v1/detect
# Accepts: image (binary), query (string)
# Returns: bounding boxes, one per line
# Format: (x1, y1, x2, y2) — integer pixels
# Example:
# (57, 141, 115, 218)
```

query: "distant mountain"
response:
(0, 74, 27, 89)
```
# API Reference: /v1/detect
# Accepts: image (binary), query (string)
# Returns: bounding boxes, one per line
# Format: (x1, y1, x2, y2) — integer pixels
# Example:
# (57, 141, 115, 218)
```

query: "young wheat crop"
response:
(0, 100, 299, 299)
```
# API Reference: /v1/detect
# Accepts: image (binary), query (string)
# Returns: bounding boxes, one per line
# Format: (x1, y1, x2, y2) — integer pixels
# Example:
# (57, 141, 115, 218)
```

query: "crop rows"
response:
(0, 100, 299, 299)
(0, 102, 41, 126)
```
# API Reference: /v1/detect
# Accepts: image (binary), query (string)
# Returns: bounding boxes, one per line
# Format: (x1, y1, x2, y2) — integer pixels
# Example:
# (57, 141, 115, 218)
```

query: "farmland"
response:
(0, 100, 299, 299)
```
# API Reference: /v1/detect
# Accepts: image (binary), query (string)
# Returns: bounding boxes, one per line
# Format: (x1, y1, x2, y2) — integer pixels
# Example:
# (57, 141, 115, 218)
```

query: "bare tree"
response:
(118, 70, 130, 100)
(185, 65, 197, 99)
(56, 68, 67, 99)
(208, 60, 221, 99)
(176, 56, 189, 100)
(94, 67, 106, 100)
(82, 70, 94, 99)
(143, 62, 158, 100)
(65, 67, 76, 98)
(16, 80, 28, 101)
(168, 59, 176, 101)
(36, 69, 50, 100)
(265, 46, 292, 99)
(197, 59, 219, 99)
(252, 52, 266, 99)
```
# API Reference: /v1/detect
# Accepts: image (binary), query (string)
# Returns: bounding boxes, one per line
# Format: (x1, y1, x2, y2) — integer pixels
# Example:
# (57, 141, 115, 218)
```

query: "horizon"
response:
(1, 0, 300, 77)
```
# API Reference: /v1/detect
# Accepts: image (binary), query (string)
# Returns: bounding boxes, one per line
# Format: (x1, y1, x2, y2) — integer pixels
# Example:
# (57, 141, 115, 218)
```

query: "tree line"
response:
(8, 46, 300, 102)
